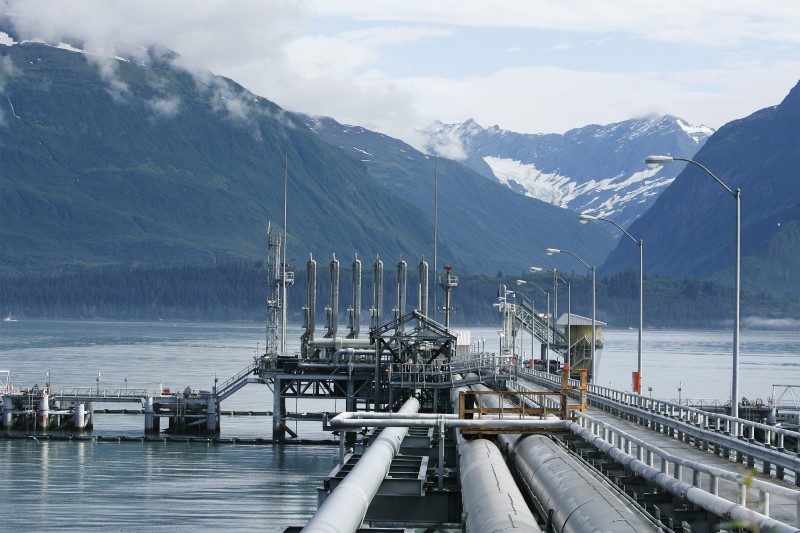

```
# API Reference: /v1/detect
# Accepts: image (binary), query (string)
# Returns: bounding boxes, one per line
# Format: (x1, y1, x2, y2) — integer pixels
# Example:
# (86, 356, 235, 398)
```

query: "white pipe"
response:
(303, 397, 421, 532)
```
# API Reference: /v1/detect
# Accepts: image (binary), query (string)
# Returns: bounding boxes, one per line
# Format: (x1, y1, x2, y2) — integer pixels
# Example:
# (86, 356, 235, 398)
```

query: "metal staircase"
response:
(515, 300, 567, 360)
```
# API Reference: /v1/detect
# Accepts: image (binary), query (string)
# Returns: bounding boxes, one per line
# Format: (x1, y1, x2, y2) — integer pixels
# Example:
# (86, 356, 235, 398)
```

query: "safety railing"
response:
(574, 411, 800, 524)
(517, 366, 800, 453)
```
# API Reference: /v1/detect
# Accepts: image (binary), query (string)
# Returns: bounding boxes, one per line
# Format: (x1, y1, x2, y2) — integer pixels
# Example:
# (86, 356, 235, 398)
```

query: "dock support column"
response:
(38, 392, 50, 431)
(144, 396, 158, 434)
(2, 394, 13, 430)
(273, 377, 286, 441)
(73, 403, 87, 431)
(206, 396, 219, 433)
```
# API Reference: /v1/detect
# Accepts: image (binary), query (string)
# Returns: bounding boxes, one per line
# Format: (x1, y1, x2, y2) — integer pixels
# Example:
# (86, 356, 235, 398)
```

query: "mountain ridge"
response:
(421, 116, 714, 228)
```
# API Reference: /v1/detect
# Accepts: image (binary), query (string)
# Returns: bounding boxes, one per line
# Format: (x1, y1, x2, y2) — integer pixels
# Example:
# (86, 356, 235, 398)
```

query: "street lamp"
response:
(516, 279, 550, 364)
(531, 267, 571, 367)
(546, 248, 596, 382)
(579, 213, 644, 394)
(645, 155, 741, 425)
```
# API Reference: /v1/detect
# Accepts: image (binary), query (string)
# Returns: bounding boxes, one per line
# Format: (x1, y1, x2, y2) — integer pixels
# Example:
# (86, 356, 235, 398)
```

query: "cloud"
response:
(0, 54, 20, 126)
(146, 95, 181, 119)
(0, 0, 797, 148)
(310, 0, 800, 47)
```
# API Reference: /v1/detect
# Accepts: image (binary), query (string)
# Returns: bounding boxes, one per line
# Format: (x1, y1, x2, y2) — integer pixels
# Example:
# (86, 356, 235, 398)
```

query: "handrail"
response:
(516, 367, 800, 486)
(216, 362, 258, 397)
(573, 411, 800, 524)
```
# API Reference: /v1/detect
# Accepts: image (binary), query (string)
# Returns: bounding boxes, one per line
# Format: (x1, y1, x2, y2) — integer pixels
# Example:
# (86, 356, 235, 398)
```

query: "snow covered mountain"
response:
(421, 116, 714, 228)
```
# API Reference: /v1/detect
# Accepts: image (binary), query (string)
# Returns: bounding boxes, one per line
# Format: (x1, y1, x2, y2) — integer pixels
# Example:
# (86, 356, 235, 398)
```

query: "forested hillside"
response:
(1, 263, 793, 328)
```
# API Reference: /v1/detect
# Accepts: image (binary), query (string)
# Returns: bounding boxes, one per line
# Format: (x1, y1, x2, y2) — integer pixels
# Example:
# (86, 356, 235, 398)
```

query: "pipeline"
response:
(302, 396, 421, 533)
(474, 384, 661, 532)
(502, 433, 661, 532)
(450, 378, 542, 533)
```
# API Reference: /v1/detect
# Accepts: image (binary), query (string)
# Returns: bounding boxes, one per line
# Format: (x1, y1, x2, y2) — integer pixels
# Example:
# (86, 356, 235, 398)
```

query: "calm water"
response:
(1, 319, 799, 530)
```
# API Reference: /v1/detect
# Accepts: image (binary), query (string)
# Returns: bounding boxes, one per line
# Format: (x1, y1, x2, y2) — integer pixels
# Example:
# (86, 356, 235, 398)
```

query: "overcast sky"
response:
(3, 0, 799, 148)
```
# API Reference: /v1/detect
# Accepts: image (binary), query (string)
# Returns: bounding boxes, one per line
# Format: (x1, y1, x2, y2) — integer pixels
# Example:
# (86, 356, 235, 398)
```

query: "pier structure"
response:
(2, 382, 219, 435)
(249, 254, 496, 441)
(301, 361, 800, 532)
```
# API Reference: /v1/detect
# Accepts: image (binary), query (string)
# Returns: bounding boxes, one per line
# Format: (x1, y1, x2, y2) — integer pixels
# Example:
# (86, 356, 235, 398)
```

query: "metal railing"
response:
(573, 411, 800, 524)
(518, 366, 800, 454)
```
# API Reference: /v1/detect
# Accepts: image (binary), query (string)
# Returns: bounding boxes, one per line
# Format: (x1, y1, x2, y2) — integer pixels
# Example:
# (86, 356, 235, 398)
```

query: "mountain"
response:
(421, 116, 714, 228)
(301, 115, 615, 275)
(0, 33, 614, 278)
(601, 80, 800, 299)
(0, 35, 443, 274)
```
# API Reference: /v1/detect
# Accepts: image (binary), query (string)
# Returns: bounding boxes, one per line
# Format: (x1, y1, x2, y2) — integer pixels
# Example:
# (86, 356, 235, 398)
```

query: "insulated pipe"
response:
(477, 386, 659, 532)
(348, 255, 361, 339)
(327, 348, 376, 364)
(308, 338, 372, 351)
(503, 434, 661, 532)
(418, 259, 429, 318)
(370, 256, 383, 330)
(302, 255, 317, 357)
(449, 379, 542, 533)
(303, 396, 421, 533)
(396, 259, 407, 322)
(326, 254, 339, 338)
(459, 439, 543, 533)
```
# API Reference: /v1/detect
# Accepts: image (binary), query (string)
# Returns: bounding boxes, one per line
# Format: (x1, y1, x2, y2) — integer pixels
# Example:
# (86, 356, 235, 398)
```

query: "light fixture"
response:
(644, 155, 674, 168)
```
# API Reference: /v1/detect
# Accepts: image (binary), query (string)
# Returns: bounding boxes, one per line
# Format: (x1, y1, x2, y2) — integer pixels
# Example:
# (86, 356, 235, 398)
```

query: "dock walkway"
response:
(515, 372, 800, 528)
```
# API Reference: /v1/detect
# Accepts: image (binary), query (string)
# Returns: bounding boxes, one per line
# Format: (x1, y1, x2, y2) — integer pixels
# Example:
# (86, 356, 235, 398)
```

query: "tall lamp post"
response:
(579, 214, 644, 394)
(546, 248, 596, 383)
(516, 279, 550, 362)
(645, 155, 741, 424)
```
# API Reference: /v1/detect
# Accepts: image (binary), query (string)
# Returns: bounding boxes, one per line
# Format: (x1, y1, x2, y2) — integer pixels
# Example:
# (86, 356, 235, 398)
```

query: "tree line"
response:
(0, 262, 795, 327)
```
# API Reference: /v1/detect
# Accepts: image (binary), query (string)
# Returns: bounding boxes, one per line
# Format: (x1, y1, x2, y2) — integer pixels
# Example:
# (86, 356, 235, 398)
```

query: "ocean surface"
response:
(1, 319, 799, 531)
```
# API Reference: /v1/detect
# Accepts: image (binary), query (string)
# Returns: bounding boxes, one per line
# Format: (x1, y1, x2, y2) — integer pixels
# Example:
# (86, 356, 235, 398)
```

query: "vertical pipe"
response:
(302, 255, 317, 358)
(326, 254, 339, 338)
(371, 256, 383, 330)
(348, 255, 362, 339)
(418, 258, 429, 317)
(396, 259, 407, 321)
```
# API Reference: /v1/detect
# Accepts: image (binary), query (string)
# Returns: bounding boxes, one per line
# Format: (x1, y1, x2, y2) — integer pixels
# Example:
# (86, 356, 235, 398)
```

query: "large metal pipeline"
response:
(474, 384, 660, 532)
(302, 396, 421, 533)
(450, 379, 542, 533)
(502, 433, 661, 533)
